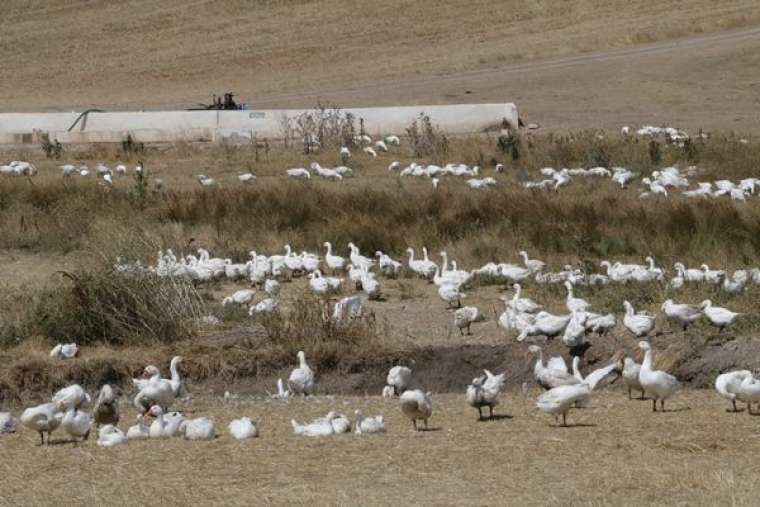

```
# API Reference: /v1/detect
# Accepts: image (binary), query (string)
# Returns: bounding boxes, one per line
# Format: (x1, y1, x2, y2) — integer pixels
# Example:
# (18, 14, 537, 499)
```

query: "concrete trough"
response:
(0, 103, 518, 145)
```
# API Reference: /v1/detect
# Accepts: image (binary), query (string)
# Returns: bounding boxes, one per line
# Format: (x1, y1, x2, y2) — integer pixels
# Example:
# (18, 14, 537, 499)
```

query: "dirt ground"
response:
(1, 390, 758, 506)
(2, 1, 760, 132)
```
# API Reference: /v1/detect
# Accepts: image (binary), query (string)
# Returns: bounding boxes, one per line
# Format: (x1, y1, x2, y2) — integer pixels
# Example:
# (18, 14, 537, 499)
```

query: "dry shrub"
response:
(254, 292, 382, 371)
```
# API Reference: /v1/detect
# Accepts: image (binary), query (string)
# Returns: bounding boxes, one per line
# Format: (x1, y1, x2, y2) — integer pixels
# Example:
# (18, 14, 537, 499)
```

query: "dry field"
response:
(1, 391, 759, 506)
(2, 1, 760, 131)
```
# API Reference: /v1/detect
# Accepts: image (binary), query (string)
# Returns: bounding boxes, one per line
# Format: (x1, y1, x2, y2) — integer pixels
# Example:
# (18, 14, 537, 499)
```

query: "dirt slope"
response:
(2, 0, 760, 131)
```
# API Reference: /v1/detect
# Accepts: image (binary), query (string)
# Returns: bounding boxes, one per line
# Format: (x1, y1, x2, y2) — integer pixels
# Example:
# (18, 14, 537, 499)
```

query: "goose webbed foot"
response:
(652, 399, 657, 412)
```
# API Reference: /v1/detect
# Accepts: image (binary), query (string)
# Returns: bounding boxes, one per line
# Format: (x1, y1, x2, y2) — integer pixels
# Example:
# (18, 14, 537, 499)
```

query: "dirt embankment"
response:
(3, 331, 757, 404)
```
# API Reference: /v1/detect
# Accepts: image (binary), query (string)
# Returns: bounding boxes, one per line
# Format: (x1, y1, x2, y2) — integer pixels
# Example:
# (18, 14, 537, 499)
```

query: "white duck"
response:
(179, 417, 215, 440)
(623, 301, 655, 337)
(536, 383, 591, 426)
(465, 369, 506, 419)
(354, 410, 385, 434)
(288, 350, 315, 395)
(661, 299, 702, 331)
(229, 417, 258, 440)
(126, 415, 150, 440)
(386, 365, 412, 396)
(528, 345, 579, 390)
(20, 402, 63, 445)
(400, 389, 433, 431)
(715, 370, 753, 412)
(701, 300, 740, 330)
(97, 425, 128, 447)
(148, 406, 185, 438)
(622, 358, 644, 399)
(638, 341, 681, 411)
(133, 356, 183, 413)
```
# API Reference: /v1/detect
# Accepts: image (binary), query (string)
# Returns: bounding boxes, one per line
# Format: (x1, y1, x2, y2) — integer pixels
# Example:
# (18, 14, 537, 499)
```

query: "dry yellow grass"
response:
(0, 391, 758, 505)
(2, 1, 760, 131)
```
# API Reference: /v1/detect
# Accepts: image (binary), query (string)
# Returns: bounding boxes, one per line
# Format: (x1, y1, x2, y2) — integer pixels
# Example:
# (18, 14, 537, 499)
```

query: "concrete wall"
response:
(0, 103, 518, 144)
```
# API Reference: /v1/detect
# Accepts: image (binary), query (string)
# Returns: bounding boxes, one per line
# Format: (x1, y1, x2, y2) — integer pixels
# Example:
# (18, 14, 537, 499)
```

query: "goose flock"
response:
(5, 335, 757, 447)
(114, 242, 753, 356)
(4, 126, 754, 202)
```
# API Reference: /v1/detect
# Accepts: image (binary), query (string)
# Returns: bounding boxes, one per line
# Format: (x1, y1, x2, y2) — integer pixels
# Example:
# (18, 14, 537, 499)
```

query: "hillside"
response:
(2, 0, 760, 130)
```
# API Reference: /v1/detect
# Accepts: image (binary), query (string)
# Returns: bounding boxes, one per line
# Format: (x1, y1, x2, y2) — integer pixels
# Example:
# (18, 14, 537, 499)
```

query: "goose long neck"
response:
(170, 358, 181, 384)
(441, 252, 448, 273)
(641, 349, 653, 372)
(325, 243, 332, 255)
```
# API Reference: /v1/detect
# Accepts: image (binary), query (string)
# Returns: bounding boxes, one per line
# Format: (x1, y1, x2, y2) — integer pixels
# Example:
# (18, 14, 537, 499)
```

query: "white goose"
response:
(133, 356, 183, 414)
(465, 369, 506, 419)
(508, 283, 542, 314)
(571, 356, 621, 391)
(385, 365, 412, 396)
(0, 412, 16, 433)
(564, 281, 590, 312)
(222, 289, 255, 306)
(400, 389, 433, 431)
(536, 383, 591, 426)
(179, 417, 215, 440)
(375, 251, 402, 278)
(229, 417, 258, 440)
(737, 375, 760, 414)
(518, 250, 545, 273)
(59, 402, 93, 444)
(715, 370, 753, 412)
(407, 248, 437, 281)
(20, 402, 63, 445)
(661, 299, 702, 331)
(52, 384, 91, 411)
(638, 341, 681, 411)
(562, 309, 588, 349)
(438, 251, 471, 287)
(673, 262, 704, 283)
(347, 242, 374, 270)
(93, 384, 119, 428)
(323, 242, 346, 273)
(528, 345, 579, 390)
(517, 311, 572, 342)
(288, 350, 315, 395)
(126, 415, 150, 440)
(308, 270, 343, 297)
(97, 425, 128, 447)
(454, 306, 482, 335)
(49, 342, 79, 359)
(701, 300, 740, 330)
(354, 410, 385, 434)
(148, 406, 185, 438)
(701, 264, 726, 284)
(622, 358, 644, 399)
(623, 301, 655, 337)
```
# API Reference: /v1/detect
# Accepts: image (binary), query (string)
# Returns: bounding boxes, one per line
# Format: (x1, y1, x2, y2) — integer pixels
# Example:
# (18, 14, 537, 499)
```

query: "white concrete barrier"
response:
(0, 103, 518, 145)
